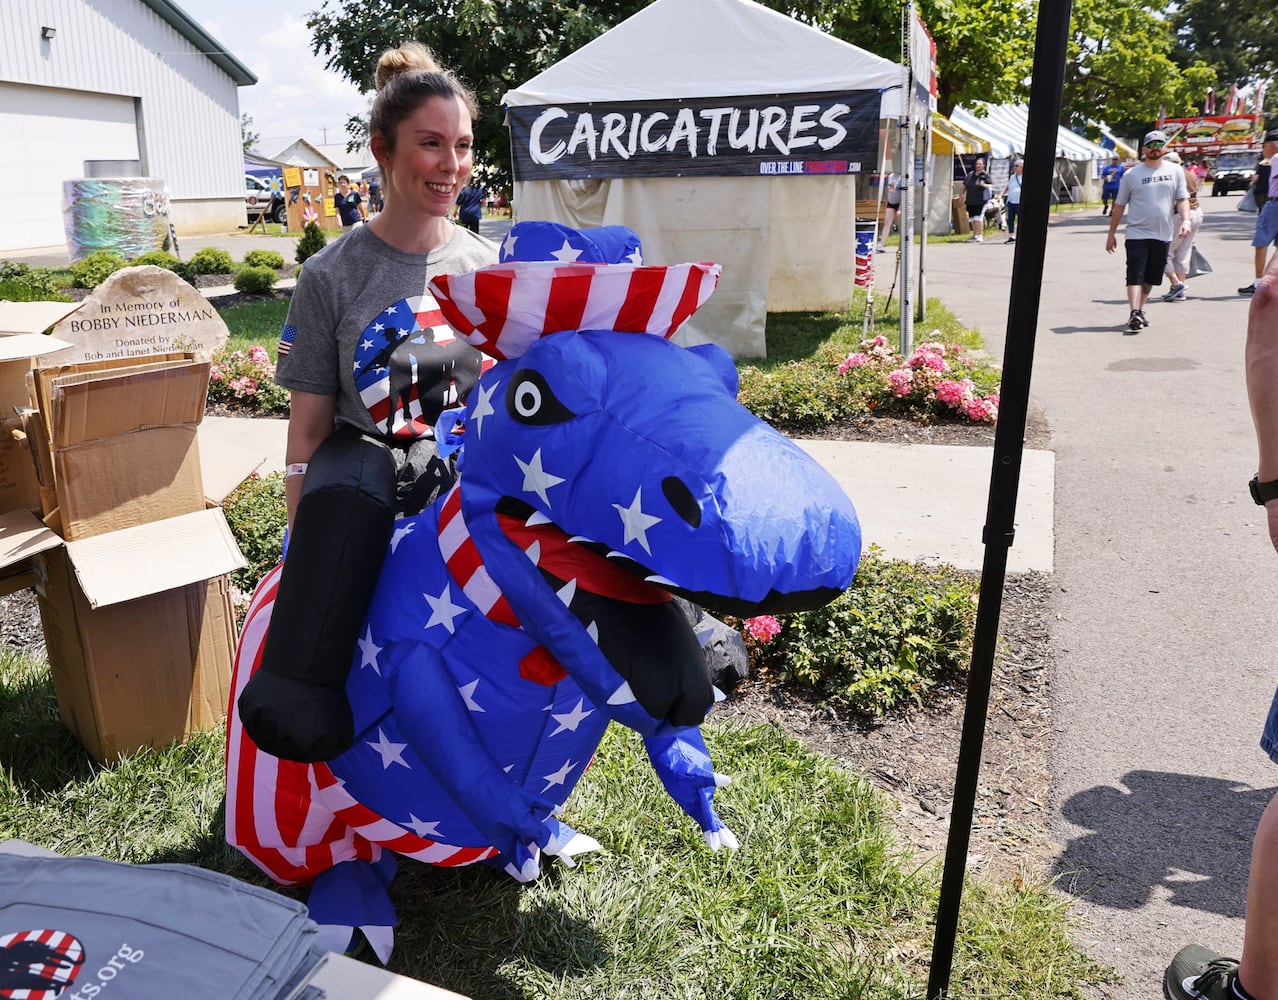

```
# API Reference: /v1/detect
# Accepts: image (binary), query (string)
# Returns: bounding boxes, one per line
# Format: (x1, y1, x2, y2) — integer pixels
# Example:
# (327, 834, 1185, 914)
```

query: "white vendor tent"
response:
(502, 0, 906, 358)
(951, 103, 1116, 203)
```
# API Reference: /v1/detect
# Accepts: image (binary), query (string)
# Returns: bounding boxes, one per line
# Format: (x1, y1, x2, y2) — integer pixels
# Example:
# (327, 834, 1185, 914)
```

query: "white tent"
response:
(502, 0, 907, 358)
(949, 104, 1114, 162)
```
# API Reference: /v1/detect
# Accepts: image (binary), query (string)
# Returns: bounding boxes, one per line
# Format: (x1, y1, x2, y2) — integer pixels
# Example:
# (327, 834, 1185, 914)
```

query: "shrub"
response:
(131, 250, 191, 282)
(747, 546, 978, 715)
(187, 247, 235, 276)
(295, 221, 327, 264)
(69, 250, 127, 289)
(222, 471, 286, 595)
(208, 344, 289, 414)
(243, 249, 286, 270)
(737, 354, 869, 432)
(233, 265, 278, 295)
(0, 263, 67, 301)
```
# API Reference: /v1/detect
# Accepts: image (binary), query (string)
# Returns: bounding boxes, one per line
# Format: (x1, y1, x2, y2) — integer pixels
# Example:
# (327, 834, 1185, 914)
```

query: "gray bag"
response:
(1187, 245, 1213, 279)
(1239, 185, 1259, 213)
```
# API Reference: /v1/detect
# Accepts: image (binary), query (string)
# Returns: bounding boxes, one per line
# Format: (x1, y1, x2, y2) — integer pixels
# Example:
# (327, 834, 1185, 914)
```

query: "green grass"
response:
(759, 293, 985, 368)
(0, 645, 1112, 998)
(219, 297, 289, 358)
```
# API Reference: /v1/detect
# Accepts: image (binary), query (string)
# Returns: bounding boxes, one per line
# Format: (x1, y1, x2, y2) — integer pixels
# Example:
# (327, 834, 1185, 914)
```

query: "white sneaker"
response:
(974, 235, 984, 243)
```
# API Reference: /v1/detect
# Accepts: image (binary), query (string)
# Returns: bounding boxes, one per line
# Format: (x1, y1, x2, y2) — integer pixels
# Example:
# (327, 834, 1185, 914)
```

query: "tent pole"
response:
(917, 117, 931, 323)
(924, 0, 1072, 995)
(898, 6, 915, 356)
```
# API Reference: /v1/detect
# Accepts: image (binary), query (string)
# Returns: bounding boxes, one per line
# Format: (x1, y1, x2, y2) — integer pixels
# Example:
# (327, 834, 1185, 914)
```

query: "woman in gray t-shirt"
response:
(238, 42, 499, 765)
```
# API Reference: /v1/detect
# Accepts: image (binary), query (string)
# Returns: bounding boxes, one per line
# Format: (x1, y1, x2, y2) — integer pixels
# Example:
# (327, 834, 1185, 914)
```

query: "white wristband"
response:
(285, 463, 308, 479)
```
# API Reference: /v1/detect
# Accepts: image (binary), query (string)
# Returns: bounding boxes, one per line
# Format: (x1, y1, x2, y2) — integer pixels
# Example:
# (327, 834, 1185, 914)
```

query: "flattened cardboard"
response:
(0, 507, 61, 596)
(55, 425, 205, 540)
(0, 301, 84, 337)
(64, 507, 245, 608)
(29, 352, 193, 438)
(51, 361, 208, 448)
(0, 416, 41, 516)
(0, 335, 74, 517)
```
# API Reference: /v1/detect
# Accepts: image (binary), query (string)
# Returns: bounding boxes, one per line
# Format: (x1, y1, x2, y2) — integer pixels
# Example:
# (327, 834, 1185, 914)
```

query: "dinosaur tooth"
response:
(645, 574, 677, 587)
(568, 534, 593, 544)
(526, 510, 553, 527)
(607, 681, 636, 706)
(586, 621, 599, 643)
(524, 540, 542, 564)
(556, 578, 578, 606)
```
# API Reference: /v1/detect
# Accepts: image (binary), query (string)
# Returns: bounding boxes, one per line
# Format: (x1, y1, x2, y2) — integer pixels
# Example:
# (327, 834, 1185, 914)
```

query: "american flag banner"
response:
(430, 259, 721, 361)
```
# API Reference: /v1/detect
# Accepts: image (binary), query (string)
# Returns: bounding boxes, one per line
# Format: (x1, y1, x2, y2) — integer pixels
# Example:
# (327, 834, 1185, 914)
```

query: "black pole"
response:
(925, 1, 1073, 996)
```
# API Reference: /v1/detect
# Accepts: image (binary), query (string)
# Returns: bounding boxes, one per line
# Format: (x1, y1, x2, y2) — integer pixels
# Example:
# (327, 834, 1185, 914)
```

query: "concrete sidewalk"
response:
(199, 416, 1054, 573)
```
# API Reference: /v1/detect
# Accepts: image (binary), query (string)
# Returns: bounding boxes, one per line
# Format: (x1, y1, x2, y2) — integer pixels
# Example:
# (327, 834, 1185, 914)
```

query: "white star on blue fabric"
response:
(367, 728, 410, 769)
(425, 584, 465, 634)
(541, 758, 577, 793)
(404, 814, 442, 839)
(625, 248, 643, 264)
(549, 699, 594, 736)
(613, 487, 662, 555)
(470, 380, 499, 437)
(373, 323, 385, 333)
(357, 627, 382, 674)
(516, 448, 566, 507)
(360, 338, 374, 351)
(459, 679, 486, 713)
(501, 231, 518, 258)
(383, 306, 398, 316)
(390, 521, 415, 553)
(550, 239, 583, 262)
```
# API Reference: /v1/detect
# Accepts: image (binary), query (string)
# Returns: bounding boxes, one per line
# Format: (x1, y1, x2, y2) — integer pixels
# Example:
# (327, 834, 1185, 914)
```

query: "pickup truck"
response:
(1211, 149, 1261, 196)
(245, 174, 286, 224)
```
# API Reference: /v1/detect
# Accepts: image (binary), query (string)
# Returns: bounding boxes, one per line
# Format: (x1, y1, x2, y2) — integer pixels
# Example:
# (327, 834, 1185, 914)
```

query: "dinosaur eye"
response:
(505, 370, 575, 425)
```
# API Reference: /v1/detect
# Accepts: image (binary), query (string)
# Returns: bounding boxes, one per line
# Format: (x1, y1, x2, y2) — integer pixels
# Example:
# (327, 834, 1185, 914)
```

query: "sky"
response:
(174, 0, 372, 149)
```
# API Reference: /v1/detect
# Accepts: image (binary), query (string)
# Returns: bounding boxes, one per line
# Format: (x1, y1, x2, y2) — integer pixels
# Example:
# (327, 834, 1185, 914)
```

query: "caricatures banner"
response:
(507, 90, 882, 180)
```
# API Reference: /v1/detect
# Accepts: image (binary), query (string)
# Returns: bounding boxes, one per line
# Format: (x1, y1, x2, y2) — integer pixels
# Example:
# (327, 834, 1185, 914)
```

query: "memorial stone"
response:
(50, 266, 229, 364)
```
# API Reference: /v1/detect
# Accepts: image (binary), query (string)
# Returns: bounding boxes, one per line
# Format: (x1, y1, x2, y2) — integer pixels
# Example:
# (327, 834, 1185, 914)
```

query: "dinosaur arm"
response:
(388, 652, 562, 856)
(642, 725, 738, 851)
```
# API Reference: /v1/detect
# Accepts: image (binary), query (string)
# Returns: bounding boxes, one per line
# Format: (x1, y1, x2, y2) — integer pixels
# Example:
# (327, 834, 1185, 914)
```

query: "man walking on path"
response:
(1162, 256, 1278, 1000)
(963, 157, 995, 243)
(1240, 132, 1278, 296)
(1105, 129, 1190, 332)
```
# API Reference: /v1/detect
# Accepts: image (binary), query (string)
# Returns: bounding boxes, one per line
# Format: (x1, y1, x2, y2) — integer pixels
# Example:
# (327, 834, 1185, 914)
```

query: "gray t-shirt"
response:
(1115, 162, 1188, 242)
(276, 223, 498, 441)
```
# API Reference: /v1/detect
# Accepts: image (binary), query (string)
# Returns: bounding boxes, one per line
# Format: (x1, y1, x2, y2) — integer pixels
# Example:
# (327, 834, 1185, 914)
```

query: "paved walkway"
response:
(920, 196, 1275, 997)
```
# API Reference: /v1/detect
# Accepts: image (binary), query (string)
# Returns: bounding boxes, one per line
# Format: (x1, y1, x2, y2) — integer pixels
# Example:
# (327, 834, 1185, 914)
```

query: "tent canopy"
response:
(951, 104, 1115, 161)
(503, 0, 910, 359)
(932, 113, 986, 155)
(503, 0, 903, 115)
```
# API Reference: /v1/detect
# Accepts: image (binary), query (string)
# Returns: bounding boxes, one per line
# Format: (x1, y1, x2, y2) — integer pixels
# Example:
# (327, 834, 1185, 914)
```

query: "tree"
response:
(241, 113, 260, 154)
(1060, 0, 1215, 137)
(1170, 0, 1278, 95)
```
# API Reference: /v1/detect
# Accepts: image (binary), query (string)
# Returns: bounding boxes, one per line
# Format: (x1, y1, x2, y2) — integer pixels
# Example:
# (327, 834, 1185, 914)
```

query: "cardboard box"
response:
(0, 334, 74, 518)
(29, 508, 243, 762)
(0, 351, 251, 763)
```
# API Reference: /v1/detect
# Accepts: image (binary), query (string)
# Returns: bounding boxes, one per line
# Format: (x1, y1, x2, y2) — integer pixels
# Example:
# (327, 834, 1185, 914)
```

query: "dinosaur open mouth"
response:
(495, 497, 711, 727)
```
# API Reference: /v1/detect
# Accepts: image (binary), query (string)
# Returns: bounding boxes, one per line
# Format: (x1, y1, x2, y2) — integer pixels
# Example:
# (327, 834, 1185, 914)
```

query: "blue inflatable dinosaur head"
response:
(431, 222, 861, 624)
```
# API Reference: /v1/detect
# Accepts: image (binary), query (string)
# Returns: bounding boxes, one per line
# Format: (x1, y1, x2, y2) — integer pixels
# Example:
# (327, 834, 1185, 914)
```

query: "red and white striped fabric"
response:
(224, 564, 496, 886)
(429, 260, 721, 360)
(437, 485, 520, 628)
(0, 929, 83, 999)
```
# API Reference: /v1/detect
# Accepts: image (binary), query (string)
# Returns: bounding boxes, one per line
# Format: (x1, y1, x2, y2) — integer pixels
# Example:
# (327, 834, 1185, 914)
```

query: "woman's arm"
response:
(284, 390, 337, 531)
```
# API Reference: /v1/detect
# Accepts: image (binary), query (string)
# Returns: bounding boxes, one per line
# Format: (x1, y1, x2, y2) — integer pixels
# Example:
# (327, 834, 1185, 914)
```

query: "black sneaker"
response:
(1128, 310, 1143, 332)
(1137, 310, 1150, 328)
(1163, 944, 1241, 1000)
(1240, 283, 1257, 295)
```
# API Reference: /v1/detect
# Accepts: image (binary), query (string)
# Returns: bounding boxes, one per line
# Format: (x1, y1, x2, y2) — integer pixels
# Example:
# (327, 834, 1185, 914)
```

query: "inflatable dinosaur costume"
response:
(225, 223, 862, 960)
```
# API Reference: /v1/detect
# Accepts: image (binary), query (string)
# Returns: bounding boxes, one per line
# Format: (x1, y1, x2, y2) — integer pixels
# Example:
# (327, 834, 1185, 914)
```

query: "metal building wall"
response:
(0, 0, 247, 241)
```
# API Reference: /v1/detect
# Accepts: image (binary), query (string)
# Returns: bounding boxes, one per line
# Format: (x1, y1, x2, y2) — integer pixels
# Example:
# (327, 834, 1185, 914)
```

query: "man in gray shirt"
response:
(1105, 129, 1191, 333)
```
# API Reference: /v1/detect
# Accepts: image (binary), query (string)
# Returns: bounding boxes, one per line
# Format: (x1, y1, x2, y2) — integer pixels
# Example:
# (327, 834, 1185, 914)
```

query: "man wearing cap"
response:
(1240, 130, 1278, 296)
(1105, 129, 1191, 332)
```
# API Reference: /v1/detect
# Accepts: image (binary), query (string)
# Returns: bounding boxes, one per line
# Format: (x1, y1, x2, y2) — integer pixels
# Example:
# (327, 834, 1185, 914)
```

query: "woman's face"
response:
(975, 159, 985, 171)
(377, 95, 474, 219)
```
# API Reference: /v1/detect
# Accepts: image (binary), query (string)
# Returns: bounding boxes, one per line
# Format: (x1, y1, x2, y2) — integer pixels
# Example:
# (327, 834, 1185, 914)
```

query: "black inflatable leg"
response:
(238, 429, 396, 762)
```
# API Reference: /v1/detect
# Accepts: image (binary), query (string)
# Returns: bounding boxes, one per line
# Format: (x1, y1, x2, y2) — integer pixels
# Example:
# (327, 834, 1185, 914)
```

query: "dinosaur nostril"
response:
(661, 477, 701, 528)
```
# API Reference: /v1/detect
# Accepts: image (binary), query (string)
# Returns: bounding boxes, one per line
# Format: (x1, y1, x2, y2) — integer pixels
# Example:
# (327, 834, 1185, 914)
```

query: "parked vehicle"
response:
(245, 174, 286, 224)
(1211, 149, 1262, 196)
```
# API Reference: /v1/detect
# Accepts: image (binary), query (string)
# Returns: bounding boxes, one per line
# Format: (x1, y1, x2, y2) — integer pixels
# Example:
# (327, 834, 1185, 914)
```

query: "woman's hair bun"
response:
(374, 42, 442, 92)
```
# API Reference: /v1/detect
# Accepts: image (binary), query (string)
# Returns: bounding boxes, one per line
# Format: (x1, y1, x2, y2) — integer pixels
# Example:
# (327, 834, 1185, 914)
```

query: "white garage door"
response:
(0, 82, 140, 253)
